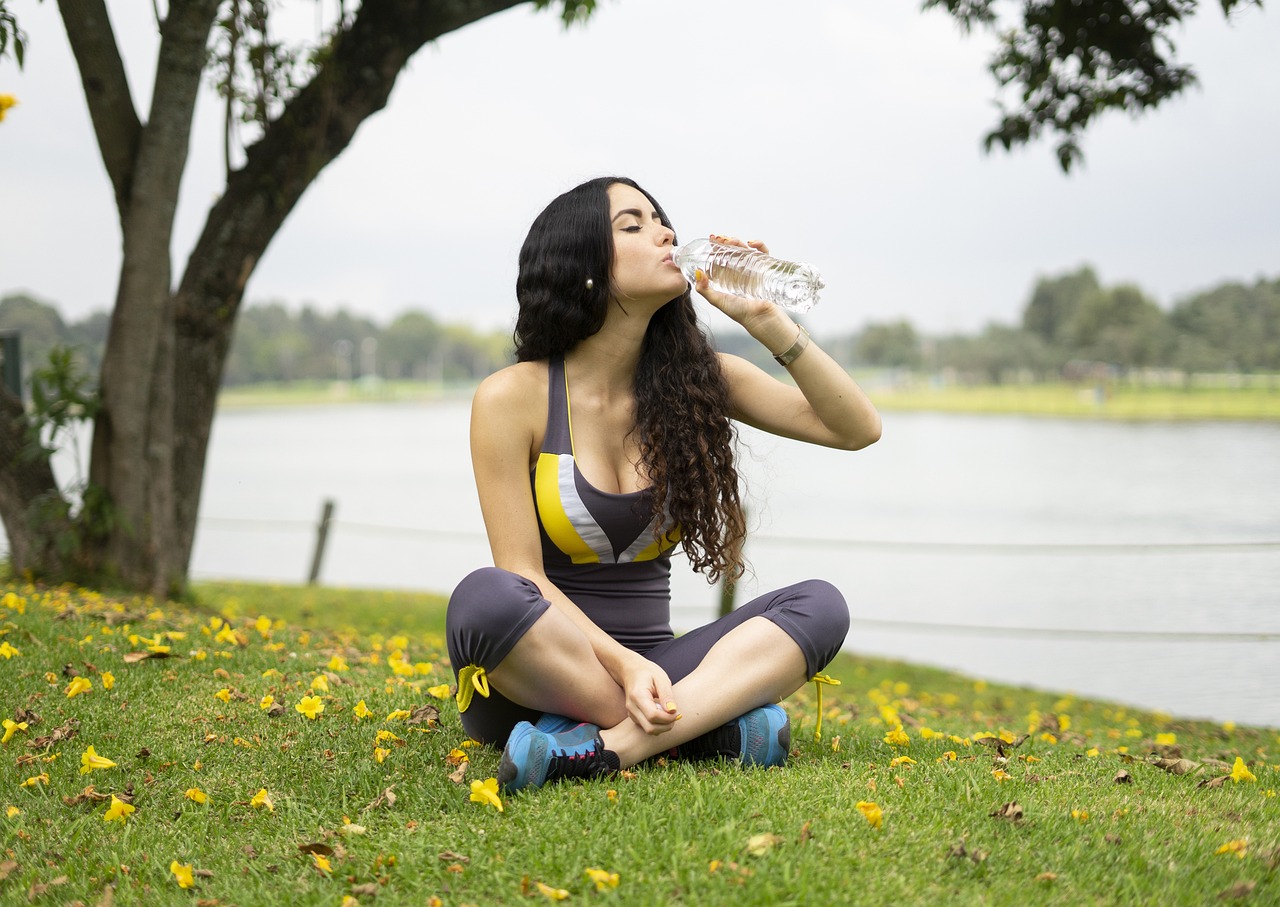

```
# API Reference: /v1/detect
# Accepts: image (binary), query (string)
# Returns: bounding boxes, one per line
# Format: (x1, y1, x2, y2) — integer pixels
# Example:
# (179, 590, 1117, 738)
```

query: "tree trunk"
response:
(83, 0, 220, 596)
(2, 0, 528, 594)
(0, 388, 72, 575)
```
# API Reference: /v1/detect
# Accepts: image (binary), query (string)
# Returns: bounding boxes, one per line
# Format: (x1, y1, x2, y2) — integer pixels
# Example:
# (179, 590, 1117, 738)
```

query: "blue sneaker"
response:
(533, 712, 598, 738)
(678, 704, 791, 767)
(499, 721, 620, 793)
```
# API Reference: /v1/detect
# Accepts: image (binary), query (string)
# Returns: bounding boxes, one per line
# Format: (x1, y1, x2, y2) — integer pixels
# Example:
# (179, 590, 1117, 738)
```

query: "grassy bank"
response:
(2, 580, 1276, 906)
(869, 382, 1280, 421)
(217, 378, 1280, 422)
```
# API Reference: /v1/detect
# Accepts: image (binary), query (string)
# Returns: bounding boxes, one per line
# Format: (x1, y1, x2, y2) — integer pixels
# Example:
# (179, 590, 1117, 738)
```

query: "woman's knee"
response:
(446, 567, 549, 670)
(795, 578, 850, 640)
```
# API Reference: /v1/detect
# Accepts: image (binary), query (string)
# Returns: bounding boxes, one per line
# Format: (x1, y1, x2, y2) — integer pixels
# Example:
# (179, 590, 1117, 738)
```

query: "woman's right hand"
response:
(618, 654, 679, 736)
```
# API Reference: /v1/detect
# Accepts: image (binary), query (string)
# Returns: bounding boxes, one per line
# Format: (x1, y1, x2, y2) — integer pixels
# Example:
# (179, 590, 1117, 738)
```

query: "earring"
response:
(585, 278, 594, 290)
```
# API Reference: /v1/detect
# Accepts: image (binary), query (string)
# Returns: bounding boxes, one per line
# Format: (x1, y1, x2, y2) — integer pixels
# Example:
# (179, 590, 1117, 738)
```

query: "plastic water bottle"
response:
(671, 237, 825, 313)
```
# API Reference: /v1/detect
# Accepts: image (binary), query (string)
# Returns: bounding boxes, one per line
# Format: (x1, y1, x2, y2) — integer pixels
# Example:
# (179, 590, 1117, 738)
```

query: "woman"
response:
(446, 176, 881, 793)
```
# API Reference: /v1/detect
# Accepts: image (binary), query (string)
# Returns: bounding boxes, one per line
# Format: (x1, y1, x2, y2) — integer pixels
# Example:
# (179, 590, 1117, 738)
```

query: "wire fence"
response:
(193, 513, 1280, 644)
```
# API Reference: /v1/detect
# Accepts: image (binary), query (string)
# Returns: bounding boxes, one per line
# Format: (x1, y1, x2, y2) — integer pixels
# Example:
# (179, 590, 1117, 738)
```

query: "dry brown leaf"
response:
(447, 762, 467, 784)
(1197, 775, 1229, 790)
(13, 707, 39, 726)
(1113, 770, 1133, 784)
(1035, 872, 1058, 882)
(948, 841, 987, 865)
(1150, 757, 1199, 776)
(990, 801, 1024, 821)
(745, 833, 784, 857)
(0, 859, 17, 881)
(408, 704, 440, 727)
(95, 882, 115, 907)
(362, 785, 397, 812)
(438, 851, 470, 864)
(62, 786, 113, 806)
(123, 650, 175, 663)
(298, 843, 334, 857)
(212, 668, 231, 680)
(1105, 834, 1122, 846)
(27, 719, 79, 748)
(799, 821, 813, 844)
(1218, 880, 1257, 900)
(27, 876, 69, 899)
(350, 882, 380, 896)
(193, 869, 215, 879)
(266, 702, 286, 718)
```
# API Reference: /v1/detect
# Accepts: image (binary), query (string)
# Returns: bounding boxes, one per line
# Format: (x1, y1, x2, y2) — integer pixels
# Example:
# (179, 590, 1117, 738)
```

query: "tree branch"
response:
(170, 0, 527, 566)
(57, 0, 142, 221)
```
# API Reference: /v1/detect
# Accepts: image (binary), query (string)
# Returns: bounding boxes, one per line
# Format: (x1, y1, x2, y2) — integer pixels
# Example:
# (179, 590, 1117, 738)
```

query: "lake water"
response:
(12, 397, 1280, 727)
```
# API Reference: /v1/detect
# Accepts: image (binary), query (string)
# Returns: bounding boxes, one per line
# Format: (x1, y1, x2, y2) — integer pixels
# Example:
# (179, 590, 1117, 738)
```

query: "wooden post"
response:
(307, 499, 335, 585)
(718, 575, 737, 617)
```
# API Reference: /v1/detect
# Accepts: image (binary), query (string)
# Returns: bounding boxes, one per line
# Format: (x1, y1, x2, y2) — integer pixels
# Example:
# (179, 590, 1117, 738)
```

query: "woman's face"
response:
(606, 183, 685, 305)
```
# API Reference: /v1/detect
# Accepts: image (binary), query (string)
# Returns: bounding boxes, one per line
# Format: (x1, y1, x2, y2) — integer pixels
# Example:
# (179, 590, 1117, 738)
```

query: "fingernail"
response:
(665, 700, 677, 712)
(693, 269, 704, 281)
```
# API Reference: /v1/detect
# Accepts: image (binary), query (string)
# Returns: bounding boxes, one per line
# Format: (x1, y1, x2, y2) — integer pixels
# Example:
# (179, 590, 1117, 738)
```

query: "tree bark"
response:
(0, 389, 70, 575)
(85, 0, 220, 596)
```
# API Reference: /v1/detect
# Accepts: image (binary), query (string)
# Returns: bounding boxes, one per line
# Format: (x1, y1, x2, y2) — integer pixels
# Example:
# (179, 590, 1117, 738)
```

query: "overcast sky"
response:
(2, 0, 1277, 339)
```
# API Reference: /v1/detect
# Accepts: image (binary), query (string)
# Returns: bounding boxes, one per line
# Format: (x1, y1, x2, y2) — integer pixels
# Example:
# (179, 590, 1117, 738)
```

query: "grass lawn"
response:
(1, 580, 1276, 905)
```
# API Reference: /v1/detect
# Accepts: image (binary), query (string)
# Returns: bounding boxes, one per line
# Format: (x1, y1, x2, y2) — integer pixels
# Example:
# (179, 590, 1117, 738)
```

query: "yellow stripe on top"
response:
(535, 452, 600, 564)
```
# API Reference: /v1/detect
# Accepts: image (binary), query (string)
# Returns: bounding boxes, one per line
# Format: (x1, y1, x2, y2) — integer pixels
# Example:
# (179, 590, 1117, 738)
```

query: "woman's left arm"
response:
(693, 241, 882, 450)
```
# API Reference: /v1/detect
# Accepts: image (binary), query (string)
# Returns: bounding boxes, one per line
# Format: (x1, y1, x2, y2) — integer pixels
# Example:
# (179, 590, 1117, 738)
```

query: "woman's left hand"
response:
(691, 234, 781, 331)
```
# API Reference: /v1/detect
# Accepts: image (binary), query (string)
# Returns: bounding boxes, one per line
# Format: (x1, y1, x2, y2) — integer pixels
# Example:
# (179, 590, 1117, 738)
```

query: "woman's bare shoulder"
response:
(473, 360, 547, 417)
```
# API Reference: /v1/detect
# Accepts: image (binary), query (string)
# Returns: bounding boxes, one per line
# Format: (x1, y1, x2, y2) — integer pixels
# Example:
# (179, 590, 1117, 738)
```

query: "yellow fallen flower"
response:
(101, 672, 115, 690)
(1216, 838, 1248, 859)
(81, 745, 117, 774)
(65, 676, 92, 698)
(185, 788, 209, 804)
(584, 868, 620, 891)
(353, 700, 373, 720)
(250, 788, 274, 812)
(1231, 757, 1257, 783)
(296, 695, 325, 720)
(855, 800, 883, 829)
(170, 861, 195, 889)
(2, 719, 28, 745)
(104, 795, 135, 823)
(535, 881, 569, 900)
(883, 726, 910, 747)
(469, 777, 503, 812)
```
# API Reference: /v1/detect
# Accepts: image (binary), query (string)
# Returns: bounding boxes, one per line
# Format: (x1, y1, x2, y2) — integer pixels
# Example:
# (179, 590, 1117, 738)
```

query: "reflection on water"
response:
(17, 402, 1279, 727)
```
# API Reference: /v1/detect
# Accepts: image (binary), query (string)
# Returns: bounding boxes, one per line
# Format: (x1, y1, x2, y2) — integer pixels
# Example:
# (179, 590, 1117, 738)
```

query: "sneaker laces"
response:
(544, 736, 620, 782)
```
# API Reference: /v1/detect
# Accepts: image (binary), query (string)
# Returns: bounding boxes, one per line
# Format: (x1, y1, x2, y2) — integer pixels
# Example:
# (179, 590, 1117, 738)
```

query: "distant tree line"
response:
(3, 268, 1277, 394)
(846, 269, 1280, 383)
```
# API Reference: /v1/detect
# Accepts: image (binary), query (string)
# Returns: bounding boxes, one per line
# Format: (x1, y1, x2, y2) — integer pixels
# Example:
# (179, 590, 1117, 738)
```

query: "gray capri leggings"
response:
(446, 567, 850, 746)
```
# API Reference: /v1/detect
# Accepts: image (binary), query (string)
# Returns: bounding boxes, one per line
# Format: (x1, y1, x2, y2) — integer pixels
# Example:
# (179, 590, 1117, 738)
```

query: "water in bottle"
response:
(671, 237, 825, 313)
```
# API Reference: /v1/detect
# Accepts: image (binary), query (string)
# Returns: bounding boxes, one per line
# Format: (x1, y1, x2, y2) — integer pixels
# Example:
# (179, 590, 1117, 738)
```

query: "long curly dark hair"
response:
(514, 176, 746, 582)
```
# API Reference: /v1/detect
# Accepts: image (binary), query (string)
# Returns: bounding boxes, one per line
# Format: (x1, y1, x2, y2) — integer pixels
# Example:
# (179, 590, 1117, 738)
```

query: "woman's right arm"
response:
(469, 367, 678, 733)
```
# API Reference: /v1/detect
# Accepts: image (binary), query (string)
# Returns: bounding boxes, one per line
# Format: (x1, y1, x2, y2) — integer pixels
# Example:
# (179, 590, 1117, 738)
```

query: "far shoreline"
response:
(217, 377, 1280, 422)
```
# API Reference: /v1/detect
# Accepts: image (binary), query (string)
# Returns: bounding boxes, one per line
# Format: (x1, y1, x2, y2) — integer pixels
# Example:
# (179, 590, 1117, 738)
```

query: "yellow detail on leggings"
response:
(810, 672, 842, 741)
(456, 665, 490, 713)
